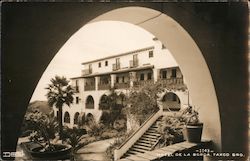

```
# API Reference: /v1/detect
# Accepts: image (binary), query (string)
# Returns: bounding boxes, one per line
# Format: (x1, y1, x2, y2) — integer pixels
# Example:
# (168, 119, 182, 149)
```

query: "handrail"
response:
(114, 110, 161, 160)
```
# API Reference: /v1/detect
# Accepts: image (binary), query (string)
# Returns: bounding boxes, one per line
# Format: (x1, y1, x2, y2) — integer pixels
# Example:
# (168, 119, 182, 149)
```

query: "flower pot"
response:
(184, 123, 203, 143)
(27, 143, 72, 159)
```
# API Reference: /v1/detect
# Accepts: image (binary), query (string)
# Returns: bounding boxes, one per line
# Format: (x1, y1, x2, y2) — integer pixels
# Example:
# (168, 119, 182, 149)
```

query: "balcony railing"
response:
(81, 68, 92, 76)
(112, 63, 121, 71)
(129, 60, 139, 68)
(114, 82, 129, 89)
(158, 77, 187, 90)
(98, 83, 111, 90)
(133, 80, 154, 87)
(159, 77, 184, 85)
(84, 85, 95, 91)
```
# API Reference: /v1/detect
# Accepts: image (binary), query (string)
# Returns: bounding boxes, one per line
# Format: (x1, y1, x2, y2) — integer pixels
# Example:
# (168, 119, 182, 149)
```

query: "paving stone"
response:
(127, 155, 150, 161)
(136, 152, 159, 160)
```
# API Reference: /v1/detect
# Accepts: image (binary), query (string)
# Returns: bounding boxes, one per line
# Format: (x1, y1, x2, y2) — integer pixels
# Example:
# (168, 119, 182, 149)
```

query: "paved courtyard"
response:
(75, 138, 115, 161)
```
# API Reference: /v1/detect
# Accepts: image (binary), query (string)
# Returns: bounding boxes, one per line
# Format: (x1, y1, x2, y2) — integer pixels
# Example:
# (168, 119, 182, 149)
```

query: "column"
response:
(153, 68, 160, 83)
(129, 72, 136, 88)
(110, 74, 116, 88)
(95, 76, 100, 91)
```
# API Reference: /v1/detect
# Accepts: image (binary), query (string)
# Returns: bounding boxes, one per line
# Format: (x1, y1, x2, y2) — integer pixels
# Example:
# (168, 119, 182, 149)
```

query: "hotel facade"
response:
(54, 38, 192, 128)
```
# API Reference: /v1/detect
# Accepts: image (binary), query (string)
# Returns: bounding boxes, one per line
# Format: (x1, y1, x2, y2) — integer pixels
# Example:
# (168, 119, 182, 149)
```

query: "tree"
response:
(99, 88, 126, 127)
(126, 81, 165, 125)
(45, 76, 74, 139)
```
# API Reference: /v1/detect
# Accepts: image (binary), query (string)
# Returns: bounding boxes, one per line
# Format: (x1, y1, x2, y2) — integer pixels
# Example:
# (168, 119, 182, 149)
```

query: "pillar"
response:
(153, 68, 160, 83)
(129, 72, 136, 88)
(95, 76, 100, 91)
(111, 74, 116, 88)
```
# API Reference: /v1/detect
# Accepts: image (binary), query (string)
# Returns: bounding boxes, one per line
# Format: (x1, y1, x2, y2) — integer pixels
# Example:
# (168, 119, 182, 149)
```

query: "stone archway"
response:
(86, 7, 221, 151)
(162, 92, 181, 111)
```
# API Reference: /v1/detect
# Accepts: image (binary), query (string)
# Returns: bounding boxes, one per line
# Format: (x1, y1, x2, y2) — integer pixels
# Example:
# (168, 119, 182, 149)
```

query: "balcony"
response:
(114, 82, 130, 89)
(112, 63, 121, 71)
(159, 77, 183, 85)
(82, 68, 92, 76)
(98, 83, 111, 90)
(129, 60, 139, 68)
(158, 77, 187, 90)
(133, 80, 154, 87)
(84, 85, 95, 91)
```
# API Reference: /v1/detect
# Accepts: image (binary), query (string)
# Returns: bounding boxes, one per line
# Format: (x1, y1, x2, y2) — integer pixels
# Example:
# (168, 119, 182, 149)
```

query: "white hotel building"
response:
(55, 38, 192, 128)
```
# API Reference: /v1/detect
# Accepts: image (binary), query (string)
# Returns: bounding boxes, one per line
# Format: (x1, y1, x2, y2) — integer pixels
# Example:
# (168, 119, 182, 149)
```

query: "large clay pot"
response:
(27, 143, 72, 159)
(184, 123, 203, 143)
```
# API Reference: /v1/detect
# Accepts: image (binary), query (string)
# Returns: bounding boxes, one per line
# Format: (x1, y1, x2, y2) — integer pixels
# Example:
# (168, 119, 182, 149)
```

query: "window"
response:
(105, 61, 108, 66)
(98, 62, 101, 68)
(171, 69, 177, 78)
(116, 76, 119, 83)
(147, 73, 152, 80)
(122, 76, 125, 83)
(162, 70, 167, 79)
(140, 73, 144, 81)
(149, 51, 154, 58)
(76, 97, 79, 104)
(64, 112, 70, 123)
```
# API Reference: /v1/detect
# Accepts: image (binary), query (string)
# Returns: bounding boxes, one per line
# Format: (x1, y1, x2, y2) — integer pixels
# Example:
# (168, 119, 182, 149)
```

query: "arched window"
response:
(86, 113, 94, 125)
(74, 112, 80, 124)
(64, 112, 70, 123)
(86, 95, 94, 109)
(162, 92, 181, 111)
(99, 94, 109, 110)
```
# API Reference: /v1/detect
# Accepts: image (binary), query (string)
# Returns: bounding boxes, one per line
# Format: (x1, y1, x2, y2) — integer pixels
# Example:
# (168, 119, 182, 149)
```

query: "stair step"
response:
(145, 132, 161, 137)
(137, 140, 155, 145)
(135, 142, 153, 148)
(130, 148, 148, 153)
(147, 128, 157, 132)
(140, 137, 158, 142)
(133, 145, 152, 151)
(143, 134, 159, 139)
(126, 150, 141, 156)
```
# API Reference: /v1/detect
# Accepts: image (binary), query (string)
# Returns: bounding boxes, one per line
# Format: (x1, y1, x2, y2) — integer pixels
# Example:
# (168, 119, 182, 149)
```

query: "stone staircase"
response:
(122, 116, 163, 159)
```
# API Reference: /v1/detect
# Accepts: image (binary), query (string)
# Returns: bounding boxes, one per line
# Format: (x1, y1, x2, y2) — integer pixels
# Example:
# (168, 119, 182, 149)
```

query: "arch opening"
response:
(89, 7, 221, 151)
(85, 95, 94, 109)
(64, 111, 70, 123)
(162, 92, 181, 111)
(74, 112, 80, 124)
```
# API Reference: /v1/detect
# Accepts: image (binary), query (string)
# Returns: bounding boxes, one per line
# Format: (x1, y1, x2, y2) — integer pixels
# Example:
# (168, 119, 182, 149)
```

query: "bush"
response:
(113, 119, 126, 132)
(101, 129, 119, 140)
(157, 114, 185, 148)
(86, 121, 104, 138)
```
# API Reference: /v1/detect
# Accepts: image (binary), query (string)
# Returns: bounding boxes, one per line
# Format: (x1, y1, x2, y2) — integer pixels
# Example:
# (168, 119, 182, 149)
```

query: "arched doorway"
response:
(162, 92, 181, 111)
(99, 94, 109, 110)
(85, 95, 94, 109)
(85, 113, 94, 125)
(74, 112, 80, 125)
(64, 111, 70, 123)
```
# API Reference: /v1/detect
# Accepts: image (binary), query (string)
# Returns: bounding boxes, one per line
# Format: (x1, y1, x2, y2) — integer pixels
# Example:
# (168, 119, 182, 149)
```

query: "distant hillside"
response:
(28, 101, 53, 114)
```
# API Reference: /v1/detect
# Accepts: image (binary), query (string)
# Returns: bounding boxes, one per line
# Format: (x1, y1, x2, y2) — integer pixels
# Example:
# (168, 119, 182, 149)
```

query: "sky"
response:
(30, 21, 155, 102)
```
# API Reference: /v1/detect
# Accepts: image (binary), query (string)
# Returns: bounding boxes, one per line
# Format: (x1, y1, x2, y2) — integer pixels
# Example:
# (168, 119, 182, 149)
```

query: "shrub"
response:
(86, 121, 104, 138)
(157, 114, 185, 148)
(113, 119, 126, 132)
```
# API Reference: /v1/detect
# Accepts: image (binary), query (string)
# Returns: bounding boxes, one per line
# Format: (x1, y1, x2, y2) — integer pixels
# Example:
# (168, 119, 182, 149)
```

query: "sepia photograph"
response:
(1, 2, 249, 161)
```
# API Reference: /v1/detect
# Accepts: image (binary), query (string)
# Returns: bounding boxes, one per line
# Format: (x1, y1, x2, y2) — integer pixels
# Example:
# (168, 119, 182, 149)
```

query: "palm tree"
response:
(45, 76, 74, 139)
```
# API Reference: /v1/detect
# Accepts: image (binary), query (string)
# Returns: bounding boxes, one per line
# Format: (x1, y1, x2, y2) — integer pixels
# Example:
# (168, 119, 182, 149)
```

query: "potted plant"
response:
(181, 106, 203, 143)
(23, 110, 72, 159)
